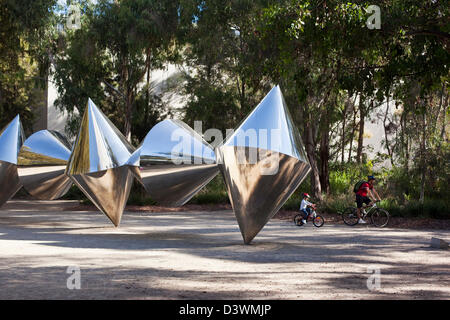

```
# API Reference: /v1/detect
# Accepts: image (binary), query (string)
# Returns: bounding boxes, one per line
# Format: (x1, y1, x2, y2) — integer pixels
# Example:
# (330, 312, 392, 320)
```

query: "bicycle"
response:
(341, 200, 389, 227)
(294, 206, 325, 228)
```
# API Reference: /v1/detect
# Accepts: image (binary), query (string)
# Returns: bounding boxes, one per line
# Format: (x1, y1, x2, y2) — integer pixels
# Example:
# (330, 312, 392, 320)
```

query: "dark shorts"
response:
(356, 194, 371, 208)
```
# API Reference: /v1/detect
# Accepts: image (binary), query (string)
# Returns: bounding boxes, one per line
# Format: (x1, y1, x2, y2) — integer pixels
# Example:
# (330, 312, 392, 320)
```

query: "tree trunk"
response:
(419, 166, 425, 205)
(319, 128, 330, 194)
(124, 89, 133, 142)
(405, 121, 410, 173)
(419, 112, 426, 205)
(383, 95, 393, 166)
(356, 101, 365, 163)
(320, 101, 331, 194)
(305, 123, 322, 200)
(348, 106, 357, 162)
(341, 99, 348, 163)
(440, 89, 448, 140)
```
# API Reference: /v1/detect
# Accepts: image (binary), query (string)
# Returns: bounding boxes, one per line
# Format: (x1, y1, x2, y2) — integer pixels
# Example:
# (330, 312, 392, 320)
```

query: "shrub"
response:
(319, 194, 354, 214)
(381, 198, 450, 219)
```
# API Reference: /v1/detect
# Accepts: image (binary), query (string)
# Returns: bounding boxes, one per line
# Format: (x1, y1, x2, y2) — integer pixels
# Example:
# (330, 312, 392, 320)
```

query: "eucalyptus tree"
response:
(256, 0, 449, 199)
(257, 1, 379, 198)
(180, 0, 274, 135)
(53, 0, 182, 143)
(0, 0, 57, 132)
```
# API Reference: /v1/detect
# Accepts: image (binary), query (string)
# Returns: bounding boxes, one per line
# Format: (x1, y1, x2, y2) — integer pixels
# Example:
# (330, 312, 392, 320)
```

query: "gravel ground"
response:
(0, 200, 448, 300)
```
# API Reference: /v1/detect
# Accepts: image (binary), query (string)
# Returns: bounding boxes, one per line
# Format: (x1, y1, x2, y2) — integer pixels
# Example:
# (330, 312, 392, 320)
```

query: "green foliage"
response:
(53, 0, 182, 142)
(327, 162, 373, 195)
(281, 194, 302, 211)
(0, 0, 57, 133)
(189, 175, 230, 205)
(126, 184, 158, 206)
(380, 198, 449, 220)
(61, 185, 88, 202)
(319, 194, 354, 215)
(2, 1, 449, 223)
(124, 175, 230, 206)
(180, 0, 273, 138)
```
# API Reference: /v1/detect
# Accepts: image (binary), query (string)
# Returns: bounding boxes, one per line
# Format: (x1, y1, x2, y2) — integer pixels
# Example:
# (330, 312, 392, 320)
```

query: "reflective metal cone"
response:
(128, 119, 219, 207)
(0, 115, 25, 206)
(18, 130, 73, 200)
(66, 99, 135, 226)
(217, 85, 311, 244)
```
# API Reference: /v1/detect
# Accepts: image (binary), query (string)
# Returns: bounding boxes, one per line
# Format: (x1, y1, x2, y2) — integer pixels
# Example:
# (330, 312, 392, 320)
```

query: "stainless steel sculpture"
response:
(66, 98, 135, 226)
(0, 115, 25, 207)
(18, 130, 72, 200)
(217, 85, 311, 244)
(0, 86, 310, 244)
(128, 119, 219, 206)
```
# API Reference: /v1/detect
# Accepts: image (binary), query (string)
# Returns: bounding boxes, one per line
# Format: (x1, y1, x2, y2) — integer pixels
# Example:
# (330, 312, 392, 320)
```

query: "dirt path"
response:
(0, 200, 449, 299)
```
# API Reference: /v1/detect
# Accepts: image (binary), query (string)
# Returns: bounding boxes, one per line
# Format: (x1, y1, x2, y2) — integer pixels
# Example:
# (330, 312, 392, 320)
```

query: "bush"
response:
(381, 198, 450, 219)
(281, 193, 302, 211)
(186, 175, 229, 205)
(55, 160, 449, 220)
(319, 194, 354, 214)
(328, 162, 374, 195)
(61, 185, 88, 202)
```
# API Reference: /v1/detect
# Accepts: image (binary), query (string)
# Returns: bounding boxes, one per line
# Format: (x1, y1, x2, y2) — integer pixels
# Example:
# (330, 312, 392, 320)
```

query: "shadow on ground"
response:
(0, 201, 449, 299)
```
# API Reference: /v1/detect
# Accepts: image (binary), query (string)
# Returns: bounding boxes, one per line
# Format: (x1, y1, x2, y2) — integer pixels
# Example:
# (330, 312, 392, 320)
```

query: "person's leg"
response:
(364, 197, 371, 208)
(306, 207, 312, 219)
(301, 209, 308, 223)
(301, 209, 308, 219)
(356, 195, 363, 219)
(356, 195, 366, 223)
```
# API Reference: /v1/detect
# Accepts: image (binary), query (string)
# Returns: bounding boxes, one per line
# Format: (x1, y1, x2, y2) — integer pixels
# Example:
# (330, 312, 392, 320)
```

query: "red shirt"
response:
(356, 182, 373, 197)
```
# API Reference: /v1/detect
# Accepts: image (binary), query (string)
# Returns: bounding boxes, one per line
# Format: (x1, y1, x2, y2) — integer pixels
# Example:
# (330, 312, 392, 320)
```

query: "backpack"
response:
(353, 180, 366, 193)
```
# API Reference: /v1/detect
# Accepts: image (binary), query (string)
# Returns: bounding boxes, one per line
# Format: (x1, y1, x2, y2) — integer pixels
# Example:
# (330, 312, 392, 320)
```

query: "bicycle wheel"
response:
(342, 207, 359, 226)
(294, 214, 304, 226)
(313, 215, 324, 227)
(371, 208, 389, 227)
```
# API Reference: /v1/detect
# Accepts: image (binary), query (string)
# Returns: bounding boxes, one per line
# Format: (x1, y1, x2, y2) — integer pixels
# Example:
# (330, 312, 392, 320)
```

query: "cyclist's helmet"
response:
(302, 193, 310, 198)
(368, 175, 376, 181)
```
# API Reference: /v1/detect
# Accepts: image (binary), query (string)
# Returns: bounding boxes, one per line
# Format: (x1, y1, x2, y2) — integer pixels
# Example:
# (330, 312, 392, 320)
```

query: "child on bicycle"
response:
(299, 193, 315, 224)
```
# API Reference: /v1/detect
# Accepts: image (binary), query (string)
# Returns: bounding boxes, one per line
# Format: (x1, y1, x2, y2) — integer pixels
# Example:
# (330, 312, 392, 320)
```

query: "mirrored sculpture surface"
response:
(66, 99, 135, 226)
(0, 87, 311, 244)
(129, 119, 219, 207)
(18, 130, 72, 200)
(217, 85, 311, 244)
(0, 115, 25, 206)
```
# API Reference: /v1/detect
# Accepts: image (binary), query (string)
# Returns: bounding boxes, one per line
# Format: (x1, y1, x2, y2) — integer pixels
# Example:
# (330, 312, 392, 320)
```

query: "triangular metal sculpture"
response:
(18, 130, 73, 200)
(128, 119, 219, 206)
(217, 85, 311, 244)
(0, 115, 25, 207)
(66, 99, 135, 226)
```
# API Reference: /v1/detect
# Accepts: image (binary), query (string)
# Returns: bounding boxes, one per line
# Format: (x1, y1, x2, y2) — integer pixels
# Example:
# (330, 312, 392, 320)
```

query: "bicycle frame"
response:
(342, 201, 388, 227)
(306, 210, 317, 221)
(360, 203, 377, 219)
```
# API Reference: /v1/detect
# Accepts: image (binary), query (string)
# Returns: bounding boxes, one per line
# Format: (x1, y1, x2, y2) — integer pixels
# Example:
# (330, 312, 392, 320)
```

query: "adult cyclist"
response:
(355, 175, 382, 224)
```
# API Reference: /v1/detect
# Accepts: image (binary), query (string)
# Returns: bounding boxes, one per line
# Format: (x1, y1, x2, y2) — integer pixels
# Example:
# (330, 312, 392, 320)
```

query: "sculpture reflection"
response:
(0, 87, 310, 245)
(66, 98, 135, 226)
(0, 115, 25, 207)
(129, 119, 219, 207)
(18, 130, 72, 200)
(217, 85, 311, 244)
